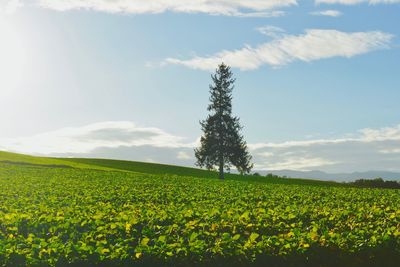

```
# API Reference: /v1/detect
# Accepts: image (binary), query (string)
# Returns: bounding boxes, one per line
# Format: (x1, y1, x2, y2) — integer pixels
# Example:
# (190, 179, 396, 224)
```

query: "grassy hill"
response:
(0, 151, 114, 171)
(0, 150, 340, 186)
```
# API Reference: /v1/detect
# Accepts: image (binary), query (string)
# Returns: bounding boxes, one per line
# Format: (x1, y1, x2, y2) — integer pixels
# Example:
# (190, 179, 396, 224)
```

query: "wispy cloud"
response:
(0, 121, 193, 155)
(2, 122, 400, 172)
(36, 0, 296, 17)
(260, 157, 337, 171)
(250, 125, 400, 150)
(177, 151, 192, 160)
(310, 10, 342, 17)
(316, 0, 400, 5)
(251, 125, 400, 172)
(379, 148, 400, 154)
(164, 29, 393, 71)
(255, 25, 286, 38)
(0, 0, 22, 14)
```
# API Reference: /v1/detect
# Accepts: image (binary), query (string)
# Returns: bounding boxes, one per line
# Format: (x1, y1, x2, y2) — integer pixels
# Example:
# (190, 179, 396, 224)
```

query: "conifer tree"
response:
(195, 63, 253, 179)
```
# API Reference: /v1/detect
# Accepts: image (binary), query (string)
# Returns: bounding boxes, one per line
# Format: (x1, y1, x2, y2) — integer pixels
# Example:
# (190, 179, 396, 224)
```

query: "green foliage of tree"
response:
(195, 63, 253, 179)
(350, 177, 400, 189)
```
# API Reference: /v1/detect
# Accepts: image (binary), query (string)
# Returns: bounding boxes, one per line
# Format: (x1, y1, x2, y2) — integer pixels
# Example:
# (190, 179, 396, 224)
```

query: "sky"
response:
(0, 0, 399, 173)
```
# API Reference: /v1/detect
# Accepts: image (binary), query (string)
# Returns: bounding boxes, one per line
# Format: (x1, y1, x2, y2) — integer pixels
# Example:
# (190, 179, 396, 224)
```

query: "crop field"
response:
(0, 155, 399, 266)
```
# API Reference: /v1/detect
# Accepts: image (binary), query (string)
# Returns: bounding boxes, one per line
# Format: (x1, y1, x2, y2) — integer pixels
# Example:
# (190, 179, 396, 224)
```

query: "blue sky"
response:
(0, 0, 400, 172)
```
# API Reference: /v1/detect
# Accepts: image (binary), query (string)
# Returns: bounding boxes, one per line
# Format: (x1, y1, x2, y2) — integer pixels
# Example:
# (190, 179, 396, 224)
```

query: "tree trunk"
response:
(219, 159, 224, 180)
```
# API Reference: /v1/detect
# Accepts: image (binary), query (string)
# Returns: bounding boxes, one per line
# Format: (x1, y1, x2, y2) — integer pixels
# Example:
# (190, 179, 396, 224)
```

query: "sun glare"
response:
(0, 18, 26, 96)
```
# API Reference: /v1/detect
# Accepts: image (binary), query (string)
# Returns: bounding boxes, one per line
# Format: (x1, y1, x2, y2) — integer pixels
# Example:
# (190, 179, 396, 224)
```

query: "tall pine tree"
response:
(195, 63, 253, 179)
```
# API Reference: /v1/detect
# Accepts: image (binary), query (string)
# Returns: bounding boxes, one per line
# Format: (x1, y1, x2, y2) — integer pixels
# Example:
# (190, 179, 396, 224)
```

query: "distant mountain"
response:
(256, 170, 400, 182)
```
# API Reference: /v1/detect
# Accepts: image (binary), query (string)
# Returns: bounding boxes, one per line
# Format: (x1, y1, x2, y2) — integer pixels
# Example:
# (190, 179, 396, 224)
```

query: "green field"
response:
(0, 151, 399, 266)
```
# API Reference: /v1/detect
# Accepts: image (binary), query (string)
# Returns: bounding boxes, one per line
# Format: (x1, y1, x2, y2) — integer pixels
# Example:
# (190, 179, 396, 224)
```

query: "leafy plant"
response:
(0, 162, 399, 266)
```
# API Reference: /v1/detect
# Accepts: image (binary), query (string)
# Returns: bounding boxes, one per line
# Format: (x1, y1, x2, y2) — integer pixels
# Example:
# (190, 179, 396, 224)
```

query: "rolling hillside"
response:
(0, 150, 340, 186)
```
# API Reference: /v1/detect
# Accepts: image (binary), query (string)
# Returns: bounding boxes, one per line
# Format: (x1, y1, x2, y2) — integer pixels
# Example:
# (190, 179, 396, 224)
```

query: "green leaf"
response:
(249, 233, 259, 242)
(232, 234, 241, 241)
(141, 237, 150, 246)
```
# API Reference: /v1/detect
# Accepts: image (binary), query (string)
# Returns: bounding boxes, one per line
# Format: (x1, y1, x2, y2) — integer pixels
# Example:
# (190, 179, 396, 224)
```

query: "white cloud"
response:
(316, 0, 400, 5)
(359, 126, 400, 141)
(251, 125, 400, 172)
(0, 0, 22, 14)
(164, 29, 393, 71)
(232, 10, 286, 18)
(177, 151, 192, 160)
(256, 157, 337, 171)
(310, 10, 342, 17)
(379, 149, 400, 154)
(0, 121, 193, 155)
(2, 122, 400, 173)
(257, 151, 274, 157)
(255, 25, 286, 38)
(250, 125, 400, 150)
(36, 0, 296, 17)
